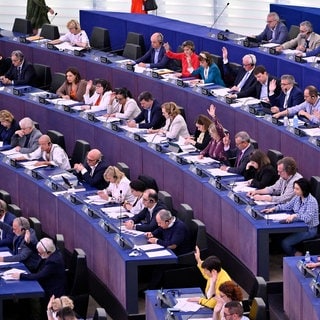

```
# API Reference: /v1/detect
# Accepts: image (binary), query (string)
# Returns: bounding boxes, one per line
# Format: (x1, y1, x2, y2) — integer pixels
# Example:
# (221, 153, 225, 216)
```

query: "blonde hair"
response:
(0, 110, 14, 123)
(104, 166, 125, 183)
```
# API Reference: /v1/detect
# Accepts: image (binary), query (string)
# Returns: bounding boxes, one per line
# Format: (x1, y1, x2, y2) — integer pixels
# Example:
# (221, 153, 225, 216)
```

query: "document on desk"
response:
(183, 155, 217, 165)
(174, 298, 202, 312)
(264, 213, 289, 221)
(54, 42, 85, 52)
(206, 168, 238, 177)
(50, 98, 79, 106)
(95, 116, 120, 123)
(145, 249, 172, 258)
(0, 251, 19, 266)
(143, 134, 167, 144)
(300, 127, 320, 136)
(260, 42, 279, 48)
(1, 148, 23, 158)
(232, 181, 256, 193)
(282, 49, 301, 55)
(302, 56, 320, 63)
(120, 125, 147, 133)
(211, 87, 230, 97)
(134, 243, 163, 251)
(19, 161, 48, 170)
(254, 200, 277, 206)
(1, 268, 27, 280)
(86, 195, 109, 206)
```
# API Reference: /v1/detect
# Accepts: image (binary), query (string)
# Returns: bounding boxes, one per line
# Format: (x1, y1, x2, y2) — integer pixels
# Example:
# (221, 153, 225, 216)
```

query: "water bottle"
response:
(283, 116, 289, 127)
(305, 250, 311, 263)
(293, 115, 299, 128)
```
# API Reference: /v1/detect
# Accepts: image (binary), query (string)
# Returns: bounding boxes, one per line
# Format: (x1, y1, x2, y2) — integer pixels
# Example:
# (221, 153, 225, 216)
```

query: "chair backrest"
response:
(7, 203, 22, 217)
(122, 43, 142, 60)
(248, 276, 267, 304)
(288, 25, 300, 40)
(211, 53, 224, 76)
(49, 72, 65, 93)
(250, 138, 258, 149)
(224, 62, 242, 87)
(47, 129, 66, 152)
(138, 174, 159, 192)
(12, 18, 32, 34)
(190, 219, 207, 252)
(93, 307, 108, 320)
(158, 190, 174, 213)
(90, 27, 112, 52)
(126, 32, 145, 54)
(55, 233, 65, 260)
(249, 297, 267, 320)
(33, 63, 52, 90)
(39, 24, 60, 40)
(0, 189, 12, 204)
(69, 140, 91, 167)
(267, 149, 283, 169)
(116, 162, 130, 179)
(310, 176, 320, 209)
(28, 217, 42, 240)
(176, 203, 194, 228)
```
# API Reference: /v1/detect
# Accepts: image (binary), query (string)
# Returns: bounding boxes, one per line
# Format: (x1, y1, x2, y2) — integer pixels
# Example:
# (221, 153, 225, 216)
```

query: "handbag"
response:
(144, 0, 158, 11)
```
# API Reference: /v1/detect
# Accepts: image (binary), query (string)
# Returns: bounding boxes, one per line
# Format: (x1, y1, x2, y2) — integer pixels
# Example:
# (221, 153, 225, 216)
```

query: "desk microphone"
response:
(50, 13, 58, 23)
(208, 2, 230, 37)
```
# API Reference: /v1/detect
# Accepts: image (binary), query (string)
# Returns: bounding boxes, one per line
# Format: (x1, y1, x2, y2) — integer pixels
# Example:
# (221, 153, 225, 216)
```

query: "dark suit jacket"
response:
(243, 164, 279, 189)
(75, 158, 109, 189)
(255, 22, 288, 44)
(134, 99, 165, 129)
(268, 86, 304, 112)
(5, 60, 36, 86)
(135, 46, 169, 69)
(0, 211, 15, 249)
(0, 57, 12, 76)
(132, 201, 167, 232)
(193, 130, 211, 151)
(226, 144, 255, 175)
(11, 128, 42, 154)
(20, 250, 66, 300)
(0, 119, 20, 146)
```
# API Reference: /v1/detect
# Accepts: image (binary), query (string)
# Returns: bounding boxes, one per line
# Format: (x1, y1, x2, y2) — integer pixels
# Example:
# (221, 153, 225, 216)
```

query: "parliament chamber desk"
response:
(145, 287, 212, 319)
(283, 256, 320, 320)
(78, 10, 320, 90)
(0, 259, 44, 320)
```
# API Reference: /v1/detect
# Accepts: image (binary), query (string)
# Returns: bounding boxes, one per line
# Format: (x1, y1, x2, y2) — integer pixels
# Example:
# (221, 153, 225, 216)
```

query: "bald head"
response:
(150, 32, 163, 49)
(38, 135, 52, 152)
(87, 149, 102, 160)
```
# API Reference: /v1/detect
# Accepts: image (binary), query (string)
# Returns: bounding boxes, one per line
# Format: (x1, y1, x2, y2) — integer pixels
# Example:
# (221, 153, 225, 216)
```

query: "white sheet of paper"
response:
(211, 88, 230, 97)
(183, 155, 218, 165)
(264, 213, 290, 221)
(174, 298, 202, 312)
(134, 244, 164, 251)
(95, 116, 121, 123)
(232, 181, 256, 193)
(206, 168, 237, 177)
(143, 134, 167, 144)
(300, 127, 320, 137)
(145, 249, 172, 258)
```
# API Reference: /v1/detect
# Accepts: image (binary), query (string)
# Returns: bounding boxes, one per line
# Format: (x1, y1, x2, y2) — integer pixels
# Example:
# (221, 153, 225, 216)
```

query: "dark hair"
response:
(138, 91, 153, 102)
(130, 180, 146, 192)
(145, 189, 158, 202)
(93, 79, 112, 94)
(253, 65, 267, 76)
(249, 149, 271, 170)
(65, 67, 81, 84)
(306, 85, 319, 98)
(116, 87, 133, 99)
(224, 301, 244, 316)
(182, 40, 195, 52)
(277, 157, 297, 175)
(195, 114, 212, 131)
(198, 51, 213, 65)
(201, 255, 221, 272)
(219, 281, 243, 301)
(294, 178, 311, 198)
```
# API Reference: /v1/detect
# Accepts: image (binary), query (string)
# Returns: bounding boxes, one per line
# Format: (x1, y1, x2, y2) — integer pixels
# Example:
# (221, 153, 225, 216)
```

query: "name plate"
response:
(269, 47, 280, 55)
(74, 50, 84, 57)
(217, 32, 228, 41)
(126, 64, 134, 72)
(294, 127, 305, 137)
(47, 43, 58, 50)
(19, 36, 30, 44)
(87, 113, 99, 122)
(272, 117, 283, 126)
(100, 56, 112, 64)
(295, 55, 306, 63)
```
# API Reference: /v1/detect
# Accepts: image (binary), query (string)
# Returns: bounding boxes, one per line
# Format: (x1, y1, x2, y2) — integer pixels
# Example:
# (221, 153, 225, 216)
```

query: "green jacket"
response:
(26, 0, 50, 29)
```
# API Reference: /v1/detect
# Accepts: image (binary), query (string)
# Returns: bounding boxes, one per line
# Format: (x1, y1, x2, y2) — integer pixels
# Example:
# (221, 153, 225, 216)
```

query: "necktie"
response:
(238, 72, 249, 90)
(24, 134, 31, 147)
(305, 39, 310, 49)
(236, 151, 243, 167)
(17, 66, 22, 80)
(94, 95, 102, 106)
(283, 92, 289, 109)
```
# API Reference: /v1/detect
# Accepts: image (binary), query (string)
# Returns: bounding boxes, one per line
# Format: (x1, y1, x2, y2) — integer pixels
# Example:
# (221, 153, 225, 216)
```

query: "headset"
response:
(18, 217, 29, 232)
(248, 54, 256, 66)
(39, 239, 51, 254)
(157, 32, 164, 44)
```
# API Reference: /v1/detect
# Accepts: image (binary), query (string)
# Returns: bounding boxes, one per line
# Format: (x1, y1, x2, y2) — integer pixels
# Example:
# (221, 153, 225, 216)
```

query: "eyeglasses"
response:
(242, 63, 251, 67)
(266, 20, 275, 23)
(280, 83, 290, 86)
(224, 312, 234, 317)
(87, 158, 97, 162)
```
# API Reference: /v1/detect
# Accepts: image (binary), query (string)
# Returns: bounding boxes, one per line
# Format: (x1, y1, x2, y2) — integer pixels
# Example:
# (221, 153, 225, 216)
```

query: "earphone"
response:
(157, 32, 164, 44)
(248, 54, 256, 66)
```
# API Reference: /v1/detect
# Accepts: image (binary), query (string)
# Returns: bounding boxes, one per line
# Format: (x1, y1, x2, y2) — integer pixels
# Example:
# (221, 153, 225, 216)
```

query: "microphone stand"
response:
(50, 13, 58, 24)
(208, 2, 230, 38)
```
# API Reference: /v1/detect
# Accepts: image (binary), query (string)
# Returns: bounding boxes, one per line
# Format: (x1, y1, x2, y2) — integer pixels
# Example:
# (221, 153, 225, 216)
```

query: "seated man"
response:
(0, 199, 15, 249)
(0, 53, 12, 76)
(127, 91, 165, 130)
(146, 209, 193, 255)
(15, 134, 71, 170)
(268, 74, 304, 113)
(222, 47, 257, 96)
(224, 301, 249, 320)
(188, 247, 231, 308)
(124, 189, 166, 232)
(276, 21, 320, 54)
(254, 12, 288, 44)
(134, 32, 170, 69)
(73, 148, 109, 189)
(273, 85, 320, 124)
(11, 117, 42, 154)
(247, 157, 302, 204)
(220, 131, 255, 175)
(0, 50, 36, 86)
(0, 217, 41, 272)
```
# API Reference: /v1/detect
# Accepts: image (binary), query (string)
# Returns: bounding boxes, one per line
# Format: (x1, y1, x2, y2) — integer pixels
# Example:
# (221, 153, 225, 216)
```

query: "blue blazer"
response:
(0, 119, 20, 146)
(5, 60, 36, 86)
(306, 46, 320, 57)
(226, 144, 255, 175)
(135, 46, 169, 69)
(0, 211, 15, 249)
(191, 64, 225, 86)
(269, 86, 304, 112)
(256, 22, 288, 44)
(134, 99, 165, 129)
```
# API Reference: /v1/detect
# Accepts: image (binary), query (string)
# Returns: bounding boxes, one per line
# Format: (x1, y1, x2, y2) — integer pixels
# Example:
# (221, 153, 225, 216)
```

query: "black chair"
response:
(249, 297, 267, 320)
(243, 276, 267, 313)
(116, 162, 130, 179)
(267, 149, 283, 169)
(250, 138, 259, 149)
(47, 130, 66, 152)
(158, 190, 174, 213)
(33, 63, 52, 90)
(126, 32, 146, 54)
(7, 203, 22, 217)
(288, 25, 300, 40)
(90, 27, 112, 52)
(138, 174, 159, 192)
(49, 72, 65, 93)
(224, 61, 242, 87)
(0, 189, 11, 204)
(12, 18, 32, 35)
(39, 24, 60, 40)
(211, 54, 224, 78)
(93, 307, 108, 320)
(176, 203, 194, 228)
(66, 248, 89, 320)
(122, 43, 142, 60)
(33, 121, 40, 130)
(69, 140, 91, 168)
(28, 217, 42, 240)
(55, 233, 65, 261)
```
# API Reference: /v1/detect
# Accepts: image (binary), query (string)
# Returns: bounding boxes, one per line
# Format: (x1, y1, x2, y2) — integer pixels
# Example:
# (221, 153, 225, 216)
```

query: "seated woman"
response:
(164, 40, 199, 78)
(243, 149, 278, 188)
(82, 79, 112, 112)
(191, 51, 225, 86)
(148, 102, 190, 140)
(185, 114, 212, 151)
(98, 166, 135, 204)
(46, 295, 74, 320)
(199, 104, 227, 163)
(123, 179, 146, 215)
(263, 178, 319, 256)
(49, 19, 89, 48)
(56, 67, 87, 102)
(107, 87, 140, 120)
(213, 281, 244, 320)
(0, 110, 20, 148)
